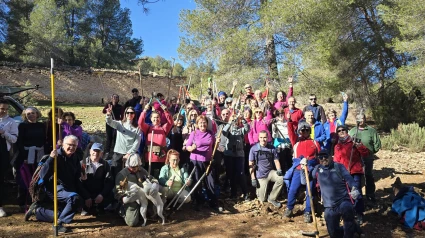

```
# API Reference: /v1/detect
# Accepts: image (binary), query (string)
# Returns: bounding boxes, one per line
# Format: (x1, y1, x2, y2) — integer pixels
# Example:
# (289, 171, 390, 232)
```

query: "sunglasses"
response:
(317, 155, 328, 160)
(309, 98, 317, 101)
(190, 114, 197, 116)
(300, 129, 310, 132)
(187, 108, 193, 110)
(337, 129, 347, 133)
(126, 111, 135, 114)
(26, 112, 36, 115)
(245, 87, 252, 89)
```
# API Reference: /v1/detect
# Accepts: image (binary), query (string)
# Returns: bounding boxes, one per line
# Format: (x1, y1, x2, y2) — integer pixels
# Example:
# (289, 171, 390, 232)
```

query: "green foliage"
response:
(1, 0, 143, 68)
(20, 80, 37, 106)
(381, 123, 425, 152)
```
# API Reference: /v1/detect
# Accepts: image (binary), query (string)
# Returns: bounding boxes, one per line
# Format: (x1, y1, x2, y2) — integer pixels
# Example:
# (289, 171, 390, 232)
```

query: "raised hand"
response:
(106, 104, 112, 115)
(233, 80, 238, 87)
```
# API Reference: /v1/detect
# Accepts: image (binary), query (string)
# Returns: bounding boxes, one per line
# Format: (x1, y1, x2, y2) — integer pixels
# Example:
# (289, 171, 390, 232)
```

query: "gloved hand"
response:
(300, 157, 307, 169)
(349, 187, 361, 200)
(149, 182, 160, 197)
(251, 179, 258, 188)
(276, 169, 283, 176)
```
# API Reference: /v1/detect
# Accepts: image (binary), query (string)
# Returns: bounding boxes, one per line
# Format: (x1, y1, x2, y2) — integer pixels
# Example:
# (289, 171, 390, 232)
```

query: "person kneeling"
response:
(312, 150, 363, 238)
(25, 135, 89, 234)
(159, 149, 192, 205)
(249, 130, 283, 208)
(114, 154, 160, 227)
(80, 143, 114, 216)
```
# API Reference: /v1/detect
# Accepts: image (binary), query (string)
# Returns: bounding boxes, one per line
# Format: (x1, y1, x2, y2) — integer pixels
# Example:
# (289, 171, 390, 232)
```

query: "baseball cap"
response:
(91, 143, 103, 151)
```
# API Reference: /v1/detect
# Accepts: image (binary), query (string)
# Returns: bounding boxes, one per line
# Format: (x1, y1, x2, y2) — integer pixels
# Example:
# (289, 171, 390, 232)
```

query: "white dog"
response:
(120, 178, 165, 226)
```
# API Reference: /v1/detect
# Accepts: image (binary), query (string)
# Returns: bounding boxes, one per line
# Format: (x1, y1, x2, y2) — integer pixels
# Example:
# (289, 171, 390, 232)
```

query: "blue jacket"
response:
(323, 101, 348, 150)
(312, 161, 356, 208)
(392, 186, 425, 228)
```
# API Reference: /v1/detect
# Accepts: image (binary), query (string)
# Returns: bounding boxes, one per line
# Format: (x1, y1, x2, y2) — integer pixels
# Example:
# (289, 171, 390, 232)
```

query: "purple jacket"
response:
(186, 129, 215, 162)
(273, 86, 293, 110)
(61, 122, 83, 149)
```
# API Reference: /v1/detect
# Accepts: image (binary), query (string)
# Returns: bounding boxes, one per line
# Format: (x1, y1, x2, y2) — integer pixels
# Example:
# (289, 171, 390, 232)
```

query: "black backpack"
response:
(29, 155, 50, 203)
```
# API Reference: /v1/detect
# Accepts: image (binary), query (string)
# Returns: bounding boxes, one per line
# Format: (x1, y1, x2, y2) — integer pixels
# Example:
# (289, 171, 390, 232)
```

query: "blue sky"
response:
(120, 0, 196, 66)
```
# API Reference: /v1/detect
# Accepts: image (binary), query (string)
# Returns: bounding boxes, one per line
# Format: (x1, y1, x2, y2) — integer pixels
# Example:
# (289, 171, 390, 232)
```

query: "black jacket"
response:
(80, 157, 114, 198)
(39, 148, 89, 199)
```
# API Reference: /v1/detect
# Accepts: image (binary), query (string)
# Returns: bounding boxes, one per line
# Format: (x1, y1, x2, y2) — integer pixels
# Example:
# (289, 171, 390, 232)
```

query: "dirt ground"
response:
(1, 149, 424, 238)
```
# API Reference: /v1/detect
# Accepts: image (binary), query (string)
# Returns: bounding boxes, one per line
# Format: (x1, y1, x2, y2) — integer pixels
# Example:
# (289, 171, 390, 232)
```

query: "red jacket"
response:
(288, 121, 320, 170)
(334, 137, 369, 174)
(138, 110, 173, 163)
(284, 107, 304, 126)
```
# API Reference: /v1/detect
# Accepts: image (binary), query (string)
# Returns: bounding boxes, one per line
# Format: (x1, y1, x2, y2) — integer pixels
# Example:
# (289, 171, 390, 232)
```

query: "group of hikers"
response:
(0, 77, 383, 237)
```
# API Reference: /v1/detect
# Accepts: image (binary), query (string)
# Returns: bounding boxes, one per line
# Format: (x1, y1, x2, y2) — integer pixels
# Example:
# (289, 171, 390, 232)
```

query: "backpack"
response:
(315, 162, 353, 204)
(28, 155, 50, 203)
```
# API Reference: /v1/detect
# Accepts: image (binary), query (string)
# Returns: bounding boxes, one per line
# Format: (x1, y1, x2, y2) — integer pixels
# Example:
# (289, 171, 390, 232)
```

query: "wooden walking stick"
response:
(148, 130, 154, 175)
(302, 165, 320, 238)
(177, 128, 223, 210)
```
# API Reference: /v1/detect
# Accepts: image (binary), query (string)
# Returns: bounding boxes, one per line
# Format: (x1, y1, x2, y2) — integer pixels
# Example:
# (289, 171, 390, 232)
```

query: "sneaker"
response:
(243, 194, 251, 202)
(25, 202, 39, 221)
(283, 208, 293, 218)
(81, 209, 88, 216)
(267, 199, 282, 208)
(0, 207, 6, 217)
(304, 212, 312, 223)
(58, 224, 71, 234)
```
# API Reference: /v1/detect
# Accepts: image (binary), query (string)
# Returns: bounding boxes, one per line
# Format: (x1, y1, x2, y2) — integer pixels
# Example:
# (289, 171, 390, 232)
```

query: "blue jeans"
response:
(324, 200, 356, 238)
(286, 170, 314, 213)
(352, 174, 364, 215)
(35, 186, 81, 224)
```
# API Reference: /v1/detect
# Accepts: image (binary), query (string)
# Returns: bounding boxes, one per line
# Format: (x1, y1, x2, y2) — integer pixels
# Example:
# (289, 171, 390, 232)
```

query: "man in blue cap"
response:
(311, 149, 363, 238)
(79, 143, 114, 216)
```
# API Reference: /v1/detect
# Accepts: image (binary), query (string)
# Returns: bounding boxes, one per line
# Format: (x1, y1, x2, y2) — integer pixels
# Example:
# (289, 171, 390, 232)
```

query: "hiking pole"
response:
(301, 165, 319, 238)
(165, 167, 196, 209)
(348, 121, 360, 174)
(148, 130, 154, 175)
(50, 58, 59, 237)
(177, 128, 223, 210)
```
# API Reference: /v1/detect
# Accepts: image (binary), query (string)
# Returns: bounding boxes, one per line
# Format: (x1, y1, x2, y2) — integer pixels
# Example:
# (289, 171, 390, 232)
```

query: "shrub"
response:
(381, 123, 425, 152)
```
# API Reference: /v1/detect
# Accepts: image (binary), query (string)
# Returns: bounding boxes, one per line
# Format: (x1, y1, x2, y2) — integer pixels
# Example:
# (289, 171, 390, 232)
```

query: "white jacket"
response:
(0, 115, 18, 151)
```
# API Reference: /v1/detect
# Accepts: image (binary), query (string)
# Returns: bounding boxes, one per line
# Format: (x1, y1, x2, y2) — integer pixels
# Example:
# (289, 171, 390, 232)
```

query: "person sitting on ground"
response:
(114, 154, 159, 227)
(249, 130, 283, 208)
(333, 124, 369, 225)
(159, 149, 192, 204)
(284, 121, 321, 223)
(80, 143, 114, 216)
(323, 93, 348, 152)
(25, 135, 89, 234)
(303, 94, 327, 124)
(312, 149, 363, 238)
(0, 99, 18, 217)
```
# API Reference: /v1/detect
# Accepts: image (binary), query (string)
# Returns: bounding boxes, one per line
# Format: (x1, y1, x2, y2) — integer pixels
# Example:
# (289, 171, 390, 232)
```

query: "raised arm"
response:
(162, 109, 174, 134)
(138, 105, 150, 135)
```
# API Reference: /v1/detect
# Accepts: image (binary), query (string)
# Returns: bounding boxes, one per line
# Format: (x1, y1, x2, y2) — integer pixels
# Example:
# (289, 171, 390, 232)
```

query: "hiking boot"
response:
(58, 224, 71, 234)
(304, 212, 312, 223)
(356, 214, 363, 225)
(0, 207, 6, 217)
(267, 199, 281, 208)
(283, 208, 293, 218)
(25, 202, 39, 221)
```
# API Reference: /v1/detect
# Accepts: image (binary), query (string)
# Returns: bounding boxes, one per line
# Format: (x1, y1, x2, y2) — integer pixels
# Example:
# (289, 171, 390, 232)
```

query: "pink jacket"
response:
(138, 110, 173, 163)
(247, 110, 273, 145)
